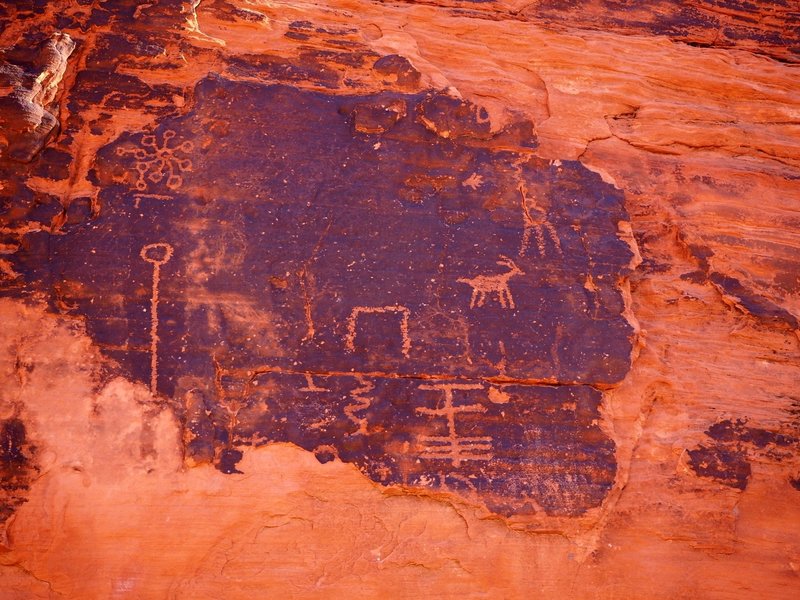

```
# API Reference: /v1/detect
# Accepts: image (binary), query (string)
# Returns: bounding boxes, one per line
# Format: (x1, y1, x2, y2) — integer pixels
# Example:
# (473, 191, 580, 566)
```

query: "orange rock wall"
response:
(1, 1, 799, 598)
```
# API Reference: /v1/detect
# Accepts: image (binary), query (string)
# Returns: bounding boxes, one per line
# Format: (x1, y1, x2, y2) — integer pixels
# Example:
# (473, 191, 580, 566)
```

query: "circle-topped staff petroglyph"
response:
(140, 242, 174, 395)
(140, 242, 173, 265)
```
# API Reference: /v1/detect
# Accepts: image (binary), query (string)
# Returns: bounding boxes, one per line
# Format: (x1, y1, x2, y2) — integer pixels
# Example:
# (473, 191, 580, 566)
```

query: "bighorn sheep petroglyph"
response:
(457, 256, 523, 309)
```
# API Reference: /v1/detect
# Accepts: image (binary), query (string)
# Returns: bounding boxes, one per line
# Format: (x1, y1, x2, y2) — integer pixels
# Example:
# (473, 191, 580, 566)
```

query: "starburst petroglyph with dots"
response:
(117, 130, 194, 191)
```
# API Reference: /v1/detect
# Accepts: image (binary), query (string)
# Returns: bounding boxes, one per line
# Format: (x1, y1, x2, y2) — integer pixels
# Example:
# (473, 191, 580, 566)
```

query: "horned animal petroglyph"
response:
(457, 256, 523, 309)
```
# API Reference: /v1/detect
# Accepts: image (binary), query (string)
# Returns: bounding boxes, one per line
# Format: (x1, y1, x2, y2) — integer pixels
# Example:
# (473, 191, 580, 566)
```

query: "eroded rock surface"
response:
(0, 32, 75, 162)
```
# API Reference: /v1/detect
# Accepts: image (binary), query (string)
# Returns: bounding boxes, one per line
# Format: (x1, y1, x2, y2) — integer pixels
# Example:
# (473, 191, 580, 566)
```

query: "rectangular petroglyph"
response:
(345, 305, 411, 357)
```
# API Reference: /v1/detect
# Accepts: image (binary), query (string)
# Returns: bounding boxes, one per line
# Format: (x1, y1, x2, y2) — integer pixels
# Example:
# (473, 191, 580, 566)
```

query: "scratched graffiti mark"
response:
(116, 129, 193, 191)
(133, 193, 173, 208)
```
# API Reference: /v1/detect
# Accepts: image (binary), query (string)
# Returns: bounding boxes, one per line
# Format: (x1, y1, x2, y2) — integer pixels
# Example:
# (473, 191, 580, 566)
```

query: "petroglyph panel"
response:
(218, 369, 616, 517)
(7, 76, 636, 516)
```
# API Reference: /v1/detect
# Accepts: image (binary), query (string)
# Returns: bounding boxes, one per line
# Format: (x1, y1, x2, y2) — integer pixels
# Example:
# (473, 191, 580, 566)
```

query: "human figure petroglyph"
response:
(140, 242, 173, 395)
(578, 229, 603, 319)
(518, 184, 562, 258)
(298, 271, 316, 342)
(416, 383, 492, 467)
(457, 256, 523, 309)
(117, 129, 193, 191)
(345, 305, 411, 357)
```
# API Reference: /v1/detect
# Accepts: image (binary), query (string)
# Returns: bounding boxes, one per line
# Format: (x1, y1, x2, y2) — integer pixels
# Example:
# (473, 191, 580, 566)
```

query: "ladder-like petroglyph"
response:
(140, 242, 173, 395)
(457, 256, 523, 309)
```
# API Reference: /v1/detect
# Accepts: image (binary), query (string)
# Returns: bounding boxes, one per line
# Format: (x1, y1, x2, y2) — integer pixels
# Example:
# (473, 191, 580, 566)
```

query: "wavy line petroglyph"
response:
(345, 305, 411, 357)
(140, 242, 173, 395)
(416, 383, 492, 467)
(344, 376, 374, 436)
(457, 256, 523, 309)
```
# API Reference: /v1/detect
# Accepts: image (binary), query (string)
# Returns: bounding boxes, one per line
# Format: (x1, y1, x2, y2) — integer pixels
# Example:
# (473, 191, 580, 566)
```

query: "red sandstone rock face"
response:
(1, 1, 799, 598)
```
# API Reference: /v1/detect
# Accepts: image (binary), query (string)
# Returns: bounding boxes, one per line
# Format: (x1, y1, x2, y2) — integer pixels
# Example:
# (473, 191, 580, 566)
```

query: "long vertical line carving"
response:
(140, 242, 174, 395)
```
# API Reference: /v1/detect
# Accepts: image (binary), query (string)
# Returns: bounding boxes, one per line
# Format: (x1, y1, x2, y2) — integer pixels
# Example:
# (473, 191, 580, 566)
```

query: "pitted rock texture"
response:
(1, 0, 799, 598)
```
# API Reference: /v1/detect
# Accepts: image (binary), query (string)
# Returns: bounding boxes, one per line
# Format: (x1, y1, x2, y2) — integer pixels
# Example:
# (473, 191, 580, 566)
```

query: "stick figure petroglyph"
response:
(457, 256, 523, 309)
(141, 242, 173, 395)
(345, 305, 411, 357)
(519, 184, 562, 258)
(416, 383, 492, 467)
(117, 130, 193, 191)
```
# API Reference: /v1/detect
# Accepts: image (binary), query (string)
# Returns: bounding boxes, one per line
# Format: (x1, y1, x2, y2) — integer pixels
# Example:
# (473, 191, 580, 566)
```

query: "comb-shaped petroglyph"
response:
(416, 383, 493, 467)
(457, 256, 523, 309)
(345, 305, 411, 357)
(140, 242, 173, 395)
(117, 129, 194, 191)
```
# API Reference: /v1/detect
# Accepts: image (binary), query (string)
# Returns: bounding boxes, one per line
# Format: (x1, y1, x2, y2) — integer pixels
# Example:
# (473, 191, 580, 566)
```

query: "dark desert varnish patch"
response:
(688, 418, 799, 491)
(5, 75, 637, 517)
(0, 418, 36, 526)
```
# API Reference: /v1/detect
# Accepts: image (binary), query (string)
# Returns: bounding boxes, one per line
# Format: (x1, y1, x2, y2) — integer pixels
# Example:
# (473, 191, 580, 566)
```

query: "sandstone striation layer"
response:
(1, 1, 799, 598)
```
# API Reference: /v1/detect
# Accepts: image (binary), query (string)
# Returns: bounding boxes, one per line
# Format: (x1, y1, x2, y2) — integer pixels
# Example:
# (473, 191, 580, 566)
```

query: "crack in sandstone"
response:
(226, 364, 613, 391)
